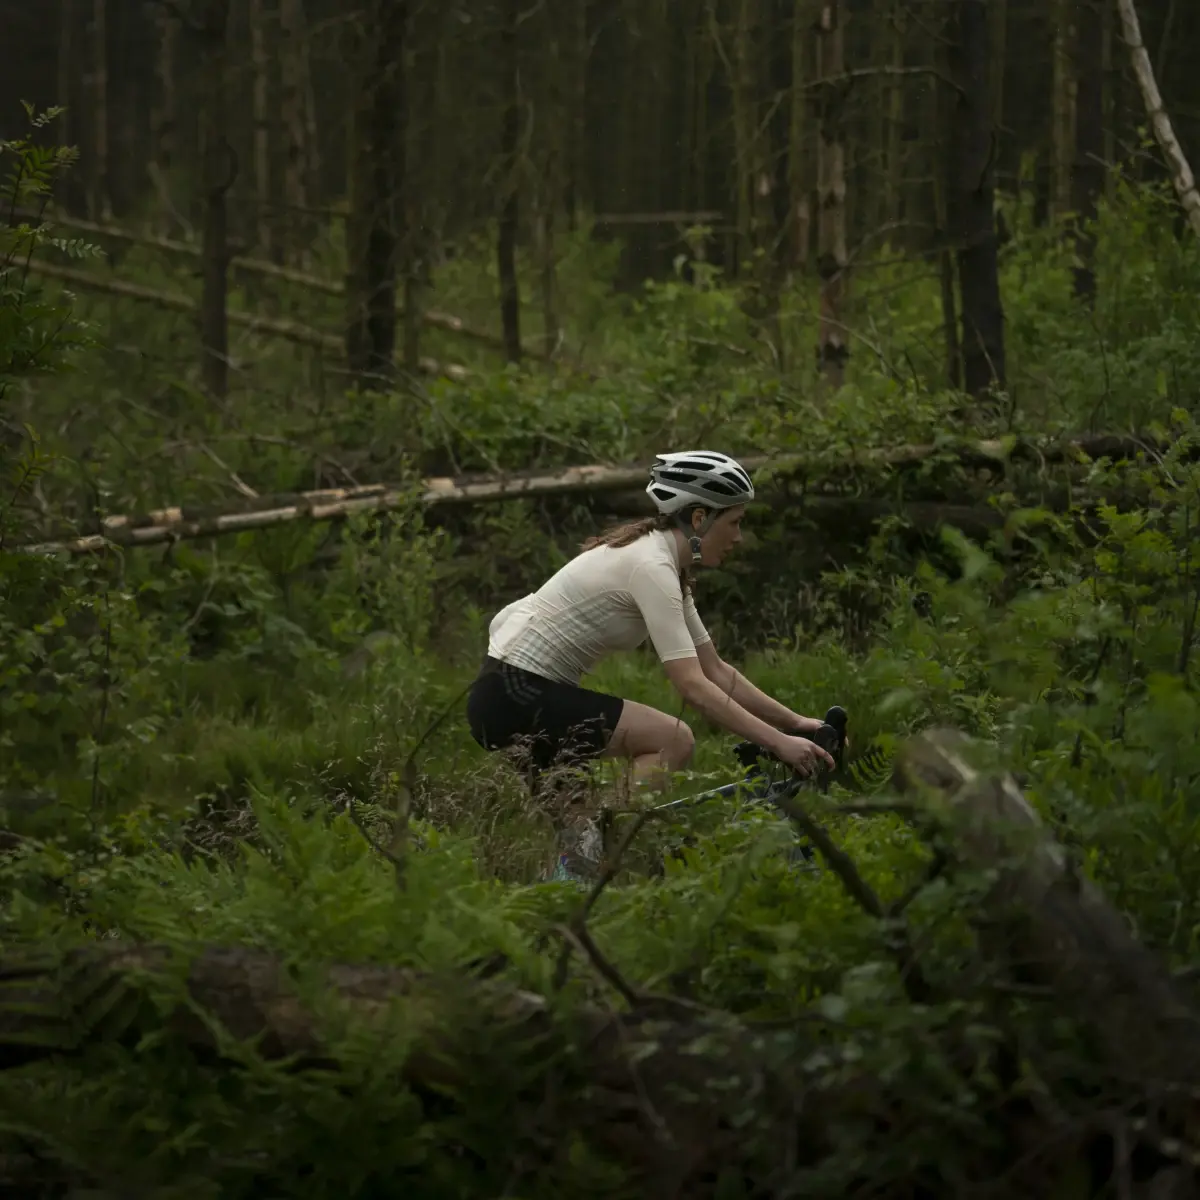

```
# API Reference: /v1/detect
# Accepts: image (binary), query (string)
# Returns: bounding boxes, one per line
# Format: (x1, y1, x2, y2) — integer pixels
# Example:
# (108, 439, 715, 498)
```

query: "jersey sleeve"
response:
(627, 561, 700, 662)
(682, 589, 712, 647)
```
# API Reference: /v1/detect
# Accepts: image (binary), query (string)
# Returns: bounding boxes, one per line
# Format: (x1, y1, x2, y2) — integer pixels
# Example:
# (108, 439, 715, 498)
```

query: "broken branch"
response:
(23, 259, 469, 381)
(16, 208, 529, 354)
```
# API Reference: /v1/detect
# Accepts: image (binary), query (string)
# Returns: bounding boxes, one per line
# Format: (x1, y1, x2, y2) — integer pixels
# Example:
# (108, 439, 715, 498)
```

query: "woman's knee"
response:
(608, 700, 694, 766)
(662, 720, 695, 770)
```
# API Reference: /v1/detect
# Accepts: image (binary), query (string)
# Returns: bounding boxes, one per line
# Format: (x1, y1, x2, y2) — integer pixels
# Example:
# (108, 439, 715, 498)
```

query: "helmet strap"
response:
(679, 508, 717, 564)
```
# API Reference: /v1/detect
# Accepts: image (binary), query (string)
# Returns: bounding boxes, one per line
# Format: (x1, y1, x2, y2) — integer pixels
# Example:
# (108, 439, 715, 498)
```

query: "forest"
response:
(4, 0, 1200, 1193)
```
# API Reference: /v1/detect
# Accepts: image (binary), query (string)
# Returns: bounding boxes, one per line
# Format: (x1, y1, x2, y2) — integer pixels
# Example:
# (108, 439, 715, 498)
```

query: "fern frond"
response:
(847, 742, 894, 795)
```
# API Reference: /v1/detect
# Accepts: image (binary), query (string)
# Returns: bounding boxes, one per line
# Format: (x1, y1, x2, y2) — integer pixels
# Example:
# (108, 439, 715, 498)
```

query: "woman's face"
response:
(694, 505, 746, 566)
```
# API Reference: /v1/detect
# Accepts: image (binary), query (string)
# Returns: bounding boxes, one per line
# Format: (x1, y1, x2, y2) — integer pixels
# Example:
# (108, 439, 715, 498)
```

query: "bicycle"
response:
(597, 705, 850, 874)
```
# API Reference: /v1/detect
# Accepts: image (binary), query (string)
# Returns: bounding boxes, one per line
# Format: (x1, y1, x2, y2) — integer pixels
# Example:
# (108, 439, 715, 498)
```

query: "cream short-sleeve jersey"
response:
(487, 530, 711, 685)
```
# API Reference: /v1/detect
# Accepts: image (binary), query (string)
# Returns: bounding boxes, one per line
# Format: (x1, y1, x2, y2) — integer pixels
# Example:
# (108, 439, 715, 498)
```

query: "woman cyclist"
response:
(466, 450, 835, 882)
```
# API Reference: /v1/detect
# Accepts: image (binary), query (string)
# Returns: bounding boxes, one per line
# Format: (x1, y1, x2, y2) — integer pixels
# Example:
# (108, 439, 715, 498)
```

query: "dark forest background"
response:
(5, 0, 1193, 398)
(6, 2, 1200, 1196)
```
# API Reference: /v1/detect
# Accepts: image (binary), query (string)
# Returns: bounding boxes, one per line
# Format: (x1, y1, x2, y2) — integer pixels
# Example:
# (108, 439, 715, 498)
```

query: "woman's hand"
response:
(784, 713, 825, 737)
(771, 734, 836, 777)
(785, 712, 850, 753)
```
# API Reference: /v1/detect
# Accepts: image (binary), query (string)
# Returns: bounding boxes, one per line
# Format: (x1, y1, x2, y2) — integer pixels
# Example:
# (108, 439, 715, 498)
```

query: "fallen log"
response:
(893, 729, 1200, 1090)
(13, 208, 531, 354)
(22, 260, 470, 382)
(17, 431, 1168, 555)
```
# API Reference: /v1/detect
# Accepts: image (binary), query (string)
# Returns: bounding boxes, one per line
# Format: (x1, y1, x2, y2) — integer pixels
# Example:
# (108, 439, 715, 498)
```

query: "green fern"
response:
(846, 741, 895, 795)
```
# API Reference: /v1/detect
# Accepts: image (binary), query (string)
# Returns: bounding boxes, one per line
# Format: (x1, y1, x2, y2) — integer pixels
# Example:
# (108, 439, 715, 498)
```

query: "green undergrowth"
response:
(8, 109, 1200, 1195)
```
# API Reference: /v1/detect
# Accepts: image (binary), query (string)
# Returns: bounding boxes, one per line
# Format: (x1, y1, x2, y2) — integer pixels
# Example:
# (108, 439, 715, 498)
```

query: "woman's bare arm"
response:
(694, 641, 823, 734)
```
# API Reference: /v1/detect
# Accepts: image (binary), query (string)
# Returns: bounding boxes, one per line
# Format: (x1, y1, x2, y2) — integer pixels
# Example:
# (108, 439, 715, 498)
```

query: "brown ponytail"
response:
(579, 511, 700, 594)
(579, 513, 674, 552)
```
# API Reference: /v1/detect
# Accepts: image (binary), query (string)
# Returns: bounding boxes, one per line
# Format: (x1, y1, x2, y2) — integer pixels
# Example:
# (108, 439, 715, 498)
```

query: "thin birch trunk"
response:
(1116, 0, 1200, 237)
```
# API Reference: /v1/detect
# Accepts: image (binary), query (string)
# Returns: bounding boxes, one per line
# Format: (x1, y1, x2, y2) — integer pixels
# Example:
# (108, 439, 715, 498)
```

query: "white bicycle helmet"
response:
(645, 450, 755, 515)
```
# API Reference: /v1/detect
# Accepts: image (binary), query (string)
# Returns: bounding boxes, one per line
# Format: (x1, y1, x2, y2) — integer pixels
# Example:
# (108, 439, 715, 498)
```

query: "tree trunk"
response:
(57, 0, 84, 215)
(731, 0, 784, 348)
(1050, 0, 1077, 223)
(695, 1, 715, 216)
(536, 10, 563, 359)
(344, 0, 409, 383)
(1116, 0, 1200, 238)
(249, 0, 274, 260)
(1071, 0, 1105, 302)
(1101, 0, 1115, 202)
(948, 0, 1006, 402)
(564, 0, 588, 230)
(279, 0, 313, 265)
(990, 0, 1007, 137)
(149, 5, 181, 237)
(764, 0, 794, 354)
(87, 0, 111, 220)
(198, 0, 234, 399)
(536, 202, 559, 359)
(814, 0, 848, 387)
(731, 0, 759, 272)
(787, 0, 812, 271)
(680, 3, 697, 215)
(883, 0, 907, 235)
(639, 0, 669, 221)
(498, 0, 522, 364)
(402, 275, 421, 376)
(930, 59, 962, 392)
(929, 7, 961, 389)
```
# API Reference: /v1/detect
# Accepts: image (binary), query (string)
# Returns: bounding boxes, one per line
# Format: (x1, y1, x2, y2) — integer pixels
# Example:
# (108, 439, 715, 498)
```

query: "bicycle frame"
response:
(598, 704, 848, 860)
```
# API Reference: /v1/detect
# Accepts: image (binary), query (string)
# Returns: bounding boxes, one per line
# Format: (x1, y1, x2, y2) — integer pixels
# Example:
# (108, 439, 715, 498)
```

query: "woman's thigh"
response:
(603, 698, 695, 764)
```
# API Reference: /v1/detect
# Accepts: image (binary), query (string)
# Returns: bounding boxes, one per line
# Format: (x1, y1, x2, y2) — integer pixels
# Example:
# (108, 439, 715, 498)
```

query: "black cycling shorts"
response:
(466, 656, 625, 787)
